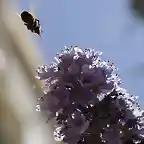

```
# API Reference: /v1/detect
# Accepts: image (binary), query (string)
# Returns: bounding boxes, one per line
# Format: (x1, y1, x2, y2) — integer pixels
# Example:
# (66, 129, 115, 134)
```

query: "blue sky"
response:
(20, 0, 144, 107)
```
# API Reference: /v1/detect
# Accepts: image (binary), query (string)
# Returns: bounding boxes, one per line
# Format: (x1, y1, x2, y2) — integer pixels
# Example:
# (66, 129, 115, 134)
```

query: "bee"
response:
(18, 11, 42, 37)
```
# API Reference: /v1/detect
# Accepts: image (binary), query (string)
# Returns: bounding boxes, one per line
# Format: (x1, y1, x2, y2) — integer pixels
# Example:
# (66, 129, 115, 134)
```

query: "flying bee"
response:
(18, 11, 42, 37)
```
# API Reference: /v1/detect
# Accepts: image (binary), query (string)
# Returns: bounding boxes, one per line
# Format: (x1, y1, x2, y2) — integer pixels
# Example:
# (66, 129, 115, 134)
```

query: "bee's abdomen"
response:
(20, 11, 33, 24)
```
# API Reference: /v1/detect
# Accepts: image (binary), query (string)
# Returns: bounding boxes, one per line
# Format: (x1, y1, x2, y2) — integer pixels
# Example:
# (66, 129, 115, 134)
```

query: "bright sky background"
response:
(20, 0, 144, 107)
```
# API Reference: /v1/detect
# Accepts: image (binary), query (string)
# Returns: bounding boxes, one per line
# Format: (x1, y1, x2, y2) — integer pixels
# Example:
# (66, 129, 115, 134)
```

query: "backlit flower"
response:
(36, 46, 144, 143)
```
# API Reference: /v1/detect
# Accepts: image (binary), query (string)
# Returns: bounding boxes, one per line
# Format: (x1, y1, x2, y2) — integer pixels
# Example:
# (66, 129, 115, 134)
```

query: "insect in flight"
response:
(17, 11, 43, 37)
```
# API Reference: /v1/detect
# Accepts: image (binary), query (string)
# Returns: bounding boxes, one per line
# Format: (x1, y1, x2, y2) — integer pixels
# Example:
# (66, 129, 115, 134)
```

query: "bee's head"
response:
(20, 11, 33, 24)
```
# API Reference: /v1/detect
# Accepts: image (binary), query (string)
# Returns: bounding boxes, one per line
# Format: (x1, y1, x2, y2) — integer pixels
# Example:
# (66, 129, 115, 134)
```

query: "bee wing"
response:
(29, 2, 37, 19)
(29, 0, 41, 19)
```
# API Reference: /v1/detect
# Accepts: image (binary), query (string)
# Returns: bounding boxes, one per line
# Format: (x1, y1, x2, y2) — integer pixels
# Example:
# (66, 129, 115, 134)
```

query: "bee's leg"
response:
(24, 23, 28, 26)
(24, 23, 29, 30)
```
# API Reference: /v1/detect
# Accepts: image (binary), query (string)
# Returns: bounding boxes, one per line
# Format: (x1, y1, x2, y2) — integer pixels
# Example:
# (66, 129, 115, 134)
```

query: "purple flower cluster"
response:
(36, 46, 144, 144)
